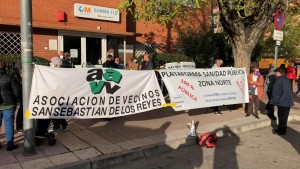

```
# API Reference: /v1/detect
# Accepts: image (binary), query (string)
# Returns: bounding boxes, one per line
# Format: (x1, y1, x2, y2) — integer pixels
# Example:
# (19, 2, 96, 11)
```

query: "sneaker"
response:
(48, 126, 54, 132)
(254, 115, 260, 119)
(17, 127, 24, 134)
(245, 114, 251, 117)
(61, 124, 69, 132)
(7, 144, 19, 151)
(214, 111, 223, 115)
(53, 126, 61, 131)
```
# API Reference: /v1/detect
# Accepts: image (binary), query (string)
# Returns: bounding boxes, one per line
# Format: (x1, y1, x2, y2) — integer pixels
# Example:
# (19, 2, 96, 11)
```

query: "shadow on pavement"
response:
(293, 95, 300, 104)
(271, 119, 300, 156)
(103, 122, 203, 169)
(213, 125, 240, 169)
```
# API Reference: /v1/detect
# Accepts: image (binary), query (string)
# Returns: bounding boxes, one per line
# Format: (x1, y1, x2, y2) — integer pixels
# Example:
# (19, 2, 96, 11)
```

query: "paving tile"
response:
(132, 137, 158, 147)
(95, 144, 123, 155)
(167, 129, 188, 140)
(14, 148, 46, 163)
(0, 163, 22, 169)
(73, 147, 102, 160)
(67, 121, 85, 131)
(55, 131, 90, 151)
(116, 140, 141, 150)
(48, 152, 80, 165)
(148, 133, 179, 143)
(20, 157, 54, 169)
(0, 151, 18, 166)
(104, 135, 131, 144)
(38, 143, 69, 157)
(114, 129, 147, 140)
(71, 129, 112, 147)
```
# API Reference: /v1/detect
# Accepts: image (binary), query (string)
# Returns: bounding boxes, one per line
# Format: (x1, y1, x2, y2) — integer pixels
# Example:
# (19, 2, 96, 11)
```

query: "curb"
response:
(49, 113, 300, 169)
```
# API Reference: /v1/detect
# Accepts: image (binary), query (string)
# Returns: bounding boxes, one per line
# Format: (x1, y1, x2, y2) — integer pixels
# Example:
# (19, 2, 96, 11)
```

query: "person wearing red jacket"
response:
(286, 61, 296, 90)
(246, 67, 264, 119)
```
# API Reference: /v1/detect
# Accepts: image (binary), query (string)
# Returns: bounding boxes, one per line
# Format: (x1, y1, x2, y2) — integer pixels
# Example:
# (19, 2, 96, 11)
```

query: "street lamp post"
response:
(20, 0, 36, 155)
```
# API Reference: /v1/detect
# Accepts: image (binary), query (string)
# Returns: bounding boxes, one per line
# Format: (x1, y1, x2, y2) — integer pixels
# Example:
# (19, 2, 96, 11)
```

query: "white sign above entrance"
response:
(74, 3, 120, 22)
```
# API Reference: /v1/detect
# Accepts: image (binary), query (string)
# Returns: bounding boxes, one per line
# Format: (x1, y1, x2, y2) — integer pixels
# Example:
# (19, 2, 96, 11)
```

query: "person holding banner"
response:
(0, 59, 21, 151)
(246, 68, 264, 119)
(211, 59, 223, 115)
(140, 54, 153, 70)
(61, 52, 75, 68)
(103, 55, 118, 68)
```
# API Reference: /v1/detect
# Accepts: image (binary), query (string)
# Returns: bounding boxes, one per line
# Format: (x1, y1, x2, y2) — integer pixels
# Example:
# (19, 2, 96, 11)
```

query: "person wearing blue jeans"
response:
(0, 59, 21, 151)
(0, 107, 17, 150)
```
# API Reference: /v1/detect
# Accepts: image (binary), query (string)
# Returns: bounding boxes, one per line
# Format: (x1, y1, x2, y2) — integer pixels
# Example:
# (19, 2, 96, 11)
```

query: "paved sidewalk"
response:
(1, 94, 300, 169)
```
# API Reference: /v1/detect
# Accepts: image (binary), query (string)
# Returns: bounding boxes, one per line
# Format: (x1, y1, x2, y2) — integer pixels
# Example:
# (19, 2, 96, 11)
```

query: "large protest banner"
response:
(28, 65, 165, 119)
(159, 67, 249, 111)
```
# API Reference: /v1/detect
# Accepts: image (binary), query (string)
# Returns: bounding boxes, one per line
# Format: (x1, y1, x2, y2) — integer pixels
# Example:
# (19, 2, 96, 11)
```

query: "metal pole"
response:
(20, 0, 36, 155)
(123, 37, 126, 68)
(274, 44, 279, 68)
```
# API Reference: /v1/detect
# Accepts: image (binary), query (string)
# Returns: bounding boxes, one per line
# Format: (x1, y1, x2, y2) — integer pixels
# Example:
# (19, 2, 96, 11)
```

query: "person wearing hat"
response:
(270, 67, 294, 135)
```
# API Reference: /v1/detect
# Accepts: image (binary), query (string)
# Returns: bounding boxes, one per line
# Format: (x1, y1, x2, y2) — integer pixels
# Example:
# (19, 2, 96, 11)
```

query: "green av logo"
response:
(86, 69, 122, 94)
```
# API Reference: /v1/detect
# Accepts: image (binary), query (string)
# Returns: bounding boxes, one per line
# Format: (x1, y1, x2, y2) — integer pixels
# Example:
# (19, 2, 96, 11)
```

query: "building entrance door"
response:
(86, 37, 101, 65)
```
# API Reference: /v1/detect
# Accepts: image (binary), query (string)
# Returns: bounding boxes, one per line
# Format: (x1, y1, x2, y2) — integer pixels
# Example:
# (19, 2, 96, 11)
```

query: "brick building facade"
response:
(0, 0, 210, 67)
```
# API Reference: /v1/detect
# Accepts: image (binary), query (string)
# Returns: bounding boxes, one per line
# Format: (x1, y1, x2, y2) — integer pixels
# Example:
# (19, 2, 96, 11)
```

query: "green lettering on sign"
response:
(103, 69, 122, 83)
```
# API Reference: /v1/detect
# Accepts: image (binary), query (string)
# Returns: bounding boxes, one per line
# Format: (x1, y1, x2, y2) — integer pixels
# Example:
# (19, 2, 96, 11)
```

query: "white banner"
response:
(160, 67, 249, 111)
(165, 62, 196, 69)
(28, 66, 165, 119)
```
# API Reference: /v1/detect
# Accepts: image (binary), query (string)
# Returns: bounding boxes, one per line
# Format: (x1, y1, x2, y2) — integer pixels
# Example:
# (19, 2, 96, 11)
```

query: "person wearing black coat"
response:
(270, 67, 294, 135)
(103, 55, 118, 68)
(0, 59, 21, 151)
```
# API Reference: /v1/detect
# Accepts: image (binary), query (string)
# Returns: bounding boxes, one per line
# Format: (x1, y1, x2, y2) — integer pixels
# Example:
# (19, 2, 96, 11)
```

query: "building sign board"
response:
(74, 3, 120, 22)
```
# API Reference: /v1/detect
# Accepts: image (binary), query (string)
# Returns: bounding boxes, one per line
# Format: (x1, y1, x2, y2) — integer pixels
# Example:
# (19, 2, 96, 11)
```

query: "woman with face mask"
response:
(246, 67, 264, 119)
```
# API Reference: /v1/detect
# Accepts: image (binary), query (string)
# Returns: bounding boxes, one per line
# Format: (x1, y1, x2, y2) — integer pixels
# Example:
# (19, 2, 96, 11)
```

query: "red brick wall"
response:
(0, 0, 126, 34)
(33, 29, 58, 60)
(133, 6, 211, 53)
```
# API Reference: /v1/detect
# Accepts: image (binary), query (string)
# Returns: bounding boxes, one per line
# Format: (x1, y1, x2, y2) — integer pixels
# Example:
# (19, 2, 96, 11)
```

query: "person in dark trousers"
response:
(263, 65, 276, 120)
(211, 59, 223, 115)
(295, 75, 300, 95)
(14, 60, 23, 132)
(270, 67, 294, 135)
(50, 56, 69, 131)
(0, 59, 20, 151)
(246, 67, 264, 119)
(103, 55, 118, 68)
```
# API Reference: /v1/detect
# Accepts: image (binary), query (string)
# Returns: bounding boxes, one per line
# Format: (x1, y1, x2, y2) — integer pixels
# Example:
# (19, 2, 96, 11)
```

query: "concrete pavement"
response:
(106, 122, 300, 169)
(1, 93, 300, 169)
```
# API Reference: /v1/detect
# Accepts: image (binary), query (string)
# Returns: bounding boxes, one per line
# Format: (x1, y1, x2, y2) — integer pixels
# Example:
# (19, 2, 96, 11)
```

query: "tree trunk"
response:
(231, 40, 254, 74)
(217, 1, 277, 72)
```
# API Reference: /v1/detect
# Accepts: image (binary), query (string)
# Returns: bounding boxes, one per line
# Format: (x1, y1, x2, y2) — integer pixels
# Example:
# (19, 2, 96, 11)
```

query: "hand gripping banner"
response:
(159, 67, 249, 111)
(28, 65, 165, 119)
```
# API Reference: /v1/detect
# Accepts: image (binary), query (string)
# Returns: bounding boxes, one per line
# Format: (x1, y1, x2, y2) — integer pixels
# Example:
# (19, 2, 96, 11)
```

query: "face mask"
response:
(255, 72, 261, 76)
